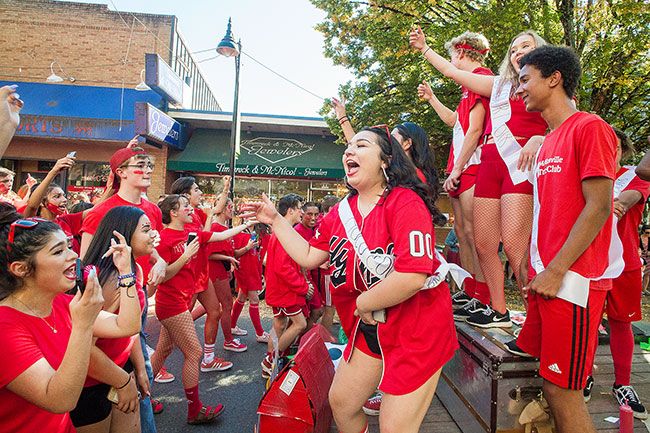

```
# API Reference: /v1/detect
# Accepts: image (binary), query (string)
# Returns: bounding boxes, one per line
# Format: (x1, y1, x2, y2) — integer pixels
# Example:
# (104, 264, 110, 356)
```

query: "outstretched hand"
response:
(0, 85, 23, 130)
(102, 230, 132, 275)
(238, 193, 279, 226)
(331, 97, 347, 120)
(409, 25, 427, 51)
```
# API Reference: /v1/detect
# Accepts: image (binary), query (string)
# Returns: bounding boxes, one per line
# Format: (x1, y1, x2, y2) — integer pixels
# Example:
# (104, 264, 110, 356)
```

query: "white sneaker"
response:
(256, 331, 270, 343)
(231, 326, 248, 336)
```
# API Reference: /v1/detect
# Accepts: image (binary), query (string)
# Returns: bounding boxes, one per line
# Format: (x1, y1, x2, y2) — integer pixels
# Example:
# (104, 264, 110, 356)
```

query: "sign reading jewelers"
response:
(134, 103, 184, 150)
(213, 136, 344, 179)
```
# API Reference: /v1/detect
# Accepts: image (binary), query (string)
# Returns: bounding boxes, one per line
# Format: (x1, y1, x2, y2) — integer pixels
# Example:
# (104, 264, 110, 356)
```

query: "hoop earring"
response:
(382, 166, 390, 184)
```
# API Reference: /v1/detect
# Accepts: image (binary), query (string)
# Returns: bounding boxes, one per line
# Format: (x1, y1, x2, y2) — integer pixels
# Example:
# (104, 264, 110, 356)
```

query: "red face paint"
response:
(132, 170, 145, 175)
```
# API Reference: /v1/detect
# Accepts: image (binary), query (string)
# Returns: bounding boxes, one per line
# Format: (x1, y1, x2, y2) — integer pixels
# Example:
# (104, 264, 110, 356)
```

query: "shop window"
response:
(68, 162, 110, 191)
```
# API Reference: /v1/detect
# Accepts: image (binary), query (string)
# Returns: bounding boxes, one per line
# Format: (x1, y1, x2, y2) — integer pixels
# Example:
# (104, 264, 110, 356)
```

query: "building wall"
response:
(0, 0, 174, 88)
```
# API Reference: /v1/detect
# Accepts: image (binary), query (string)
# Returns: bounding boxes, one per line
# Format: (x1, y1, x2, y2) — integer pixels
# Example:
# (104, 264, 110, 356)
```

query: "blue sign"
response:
(145, 54, 184, 105)
(134, 102, 184, 150)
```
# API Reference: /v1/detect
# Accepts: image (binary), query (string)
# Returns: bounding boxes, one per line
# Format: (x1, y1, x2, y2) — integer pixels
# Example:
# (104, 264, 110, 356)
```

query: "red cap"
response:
(109, 147, 146, 174)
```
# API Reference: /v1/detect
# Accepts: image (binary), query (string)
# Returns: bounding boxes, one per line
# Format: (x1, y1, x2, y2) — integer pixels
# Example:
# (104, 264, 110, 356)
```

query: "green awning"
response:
(167, 129, 345, 180)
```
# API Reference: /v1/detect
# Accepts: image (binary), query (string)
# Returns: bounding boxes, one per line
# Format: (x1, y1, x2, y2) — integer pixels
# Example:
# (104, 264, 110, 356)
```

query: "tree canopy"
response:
(312, 0, 650, 169)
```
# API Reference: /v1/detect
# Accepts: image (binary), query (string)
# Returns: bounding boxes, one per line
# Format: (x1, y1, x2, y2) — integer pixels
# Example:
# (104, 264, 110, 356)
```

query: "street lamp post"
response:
(217, 18, 241, 199)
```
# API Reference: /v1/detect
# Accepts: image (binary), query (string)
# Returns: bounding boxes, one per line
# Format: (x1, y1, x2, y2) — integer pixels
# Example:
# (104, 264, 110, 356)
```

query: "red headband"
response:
(454, 43, 490, 55)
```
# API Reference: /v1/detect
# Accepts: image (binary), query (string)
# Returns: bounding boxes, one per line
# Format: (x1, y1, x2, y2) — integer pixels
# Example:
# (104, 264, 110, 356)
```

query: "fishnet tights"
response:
(151, 311, 202, 388)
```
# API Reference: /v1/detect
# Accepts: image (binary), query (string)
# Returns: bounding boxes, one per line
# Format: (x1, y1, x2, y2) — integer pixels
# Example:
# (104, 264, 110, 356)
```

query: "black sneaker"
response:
(451, 290, 472, 308)
(467, 306, 513, 328)
(504, 339, 532, 357)
(453, 299, 486, 322)
(613, 384, 648, 419)
(583, 376, 594, 402)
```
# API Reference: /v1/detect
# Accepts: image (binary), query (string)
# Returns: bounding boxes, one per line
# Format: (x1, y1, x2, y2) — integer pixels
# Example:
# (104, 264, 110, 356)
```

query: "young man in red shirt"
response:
(582, 129, 649, 419)
(514, 46, 618, 433)
(294, 201, 323, 327)
(261, 194, 310, 378)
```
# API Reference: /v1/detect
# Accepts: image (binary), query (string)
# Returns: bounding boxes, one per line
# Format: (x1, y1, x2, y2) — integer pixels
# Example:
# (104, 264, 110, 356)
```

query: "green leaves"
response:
(312, 0, 650, 170)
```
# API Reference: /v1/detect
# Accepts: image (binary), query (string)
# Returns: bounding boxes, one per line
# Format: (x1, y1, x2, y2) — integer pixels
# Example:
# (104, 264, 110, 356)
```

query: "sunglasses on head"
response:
(7, 218, 48, 252)
(370, 124, 393, 144)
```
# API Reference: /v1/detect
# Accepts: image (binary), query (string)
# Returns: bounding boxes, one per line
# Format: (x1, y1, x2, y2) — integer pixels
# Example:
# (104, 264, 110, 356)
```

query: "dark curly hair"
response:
(394, 122, 446, 226)
(519, 45, 581, 98)
(346, 127, 443, 224)
(0, 203, 63, 300)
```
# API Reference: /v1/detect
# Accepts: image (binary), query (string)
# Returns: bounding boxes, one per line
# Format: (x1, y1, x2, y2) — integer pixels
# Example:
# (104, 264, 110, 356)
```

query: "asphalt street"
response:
(144, 301, 275, 433)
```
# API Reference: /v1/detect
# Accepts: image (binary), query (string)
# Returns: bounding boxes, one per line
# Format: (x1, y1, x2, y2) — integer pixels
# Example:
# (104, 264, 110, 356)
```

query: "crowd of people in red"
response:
(0, 24, 649, 433)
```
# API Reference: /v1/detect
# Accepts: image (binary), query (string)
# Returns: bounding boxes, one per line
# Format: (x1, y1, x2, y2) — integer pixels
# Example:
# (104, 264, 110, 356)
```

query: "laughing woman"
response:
(0, 204, 141, 433)
(241, 127, 457, 433)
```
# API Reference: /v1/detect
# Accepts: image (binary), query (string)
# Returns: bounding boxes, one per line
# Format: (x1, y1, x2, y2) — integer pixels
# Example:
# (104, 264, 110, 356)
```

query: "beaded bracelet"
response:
(117, 272, 136, 281)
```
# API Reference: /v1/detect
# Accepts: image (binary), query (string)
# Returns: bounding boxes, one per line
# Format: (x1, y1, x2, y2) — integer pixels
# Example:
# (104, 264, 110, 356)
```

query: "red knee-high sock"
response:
(609, 318, 634, 386)
(231, 298, 245, 327)
(473, 280, 491, 305)
(185, 385, 203, 418)
(249, 303, 264, 336)
(464, 276, 476, 298)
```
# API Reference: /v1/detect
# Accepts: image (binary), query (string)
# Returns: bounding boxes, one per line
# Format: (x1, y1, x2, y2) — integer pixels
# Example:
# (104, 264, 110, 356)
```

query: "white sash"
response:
(338, 196, 470, 290)
(530, 158, 625, 307)
(606, 166, 639, 270)
(490, 76, 530, 185)
(451, 118, 481, 170)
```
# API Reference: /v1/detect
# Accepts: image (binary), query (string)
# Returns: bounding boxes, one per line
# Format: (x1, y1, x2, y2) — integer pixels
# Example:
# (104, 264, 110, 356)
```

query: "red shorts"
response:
(517, 288, 607, 390)
(272, 304, 307, 318)
(352, 327, 382, 360)
(607, 268, 642, 322)
(448, 164, 479, 199)
(155, 290, 193, 321)
(474, 143, 533, 199)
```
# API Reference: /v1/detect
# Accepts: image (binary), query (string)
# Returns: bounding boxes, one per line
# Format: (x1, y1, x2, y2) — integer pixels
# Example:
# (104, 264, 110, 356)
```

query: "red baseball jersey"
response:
(155, 228, 212, 319)
(0, 294, 76, 433)
(82, 194, 163, 283)
(532, 112, 617, 283)
(446, 66, 493, 174)
(265, 233, 309, 308)
(309, 187, 458, 394)
(615, 167, 650, 271)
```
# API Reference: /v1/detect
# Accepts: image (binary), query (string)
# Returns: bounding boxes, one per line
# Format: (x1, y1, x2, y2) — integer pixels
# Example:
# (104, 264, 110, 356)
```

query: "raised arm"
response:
(0, 85, 22, 158)
(417, 80, 457, 127)
(332, 97, 356, 143)
(209, 220, 255, 242)
(22, 156, 75, 217)
(239, 194, 329, 270)
(409, 26, 494, 97)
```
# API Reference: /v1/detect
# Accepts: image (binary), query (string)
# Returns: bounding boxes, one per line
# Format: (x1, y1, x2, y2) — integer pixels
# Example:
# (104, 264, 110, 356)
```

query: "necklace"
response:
(12, 296, 57, 333)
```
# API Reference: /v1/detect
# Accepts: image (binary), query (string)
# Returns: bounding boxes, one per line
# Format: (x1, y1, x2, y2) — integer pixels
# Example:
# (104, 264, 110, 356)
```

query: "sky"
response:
(61, 0, 354, 118)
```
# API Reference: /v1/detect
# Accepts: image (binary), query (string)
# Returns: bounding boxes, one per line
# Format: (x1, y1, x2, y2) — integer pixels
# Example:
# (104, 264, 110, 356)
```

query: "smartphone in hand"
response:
(186, 232, 197, 245)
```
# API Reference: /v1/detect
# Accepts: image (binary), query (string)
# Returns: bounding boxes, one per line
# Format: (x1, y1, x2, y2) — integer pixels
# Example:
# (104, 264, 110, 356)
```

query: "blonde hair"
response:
(444, 31, 490, 64)
(498, 30, 547, 88)
(0, 167, 15, 179)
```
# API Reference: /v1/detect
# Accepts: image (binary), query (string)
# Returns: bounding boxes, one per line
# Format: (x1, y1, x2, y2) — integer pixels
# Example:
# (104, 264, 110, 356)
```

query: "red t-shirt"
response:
(155, 228, 212, 314)
(615, 167, 650, 271)
(533, 112, 617, 282)
(233, 232, 263, 292)
(56, 212, 84, 254)
(187, 209, 209, 292)
(207, 222, 235, 281)
(309, 188, 457, 393)
(446, 67, 493, 173)
(86, 266, 146, 387)
(265, 232, 309, 308)
(0, 294, 76, 433)
(295, 223, 318, 285)
(82, 194, 163, 282)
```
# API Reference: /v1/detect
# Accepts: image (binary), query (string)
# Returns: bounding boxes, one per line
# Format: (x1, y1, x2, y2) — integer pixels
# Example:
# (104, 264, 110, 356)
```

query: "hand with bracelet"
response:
(115, 372, 139, 413)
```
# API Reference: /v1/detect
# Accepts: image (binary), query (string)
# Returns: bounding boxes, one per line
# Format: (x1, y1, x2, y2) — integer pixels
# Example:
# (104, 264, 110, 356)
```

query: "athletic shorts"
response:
(517, 289, 606, 390)
(474, 143, 533, 199)
(448, 164, 479, 199)
(272, 304, 307, 318)
(70, 360, 134, 427)
(352, 323, 382, 360)
(155, 291, 193, 321)
(607, 268, 643, 322)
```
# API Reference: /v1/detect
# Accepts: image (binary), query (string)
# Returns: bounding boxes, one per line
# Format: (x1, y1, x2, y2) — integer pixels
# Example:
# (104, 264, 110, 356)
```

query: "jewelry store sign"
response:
(214, 137, 343, 179)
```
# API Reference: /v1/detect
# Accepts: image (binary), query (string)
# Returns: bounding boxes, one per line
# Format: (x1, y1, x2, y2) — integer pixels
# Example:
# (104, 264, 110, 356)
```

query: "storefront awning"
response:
(167, 129, 345, 180)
